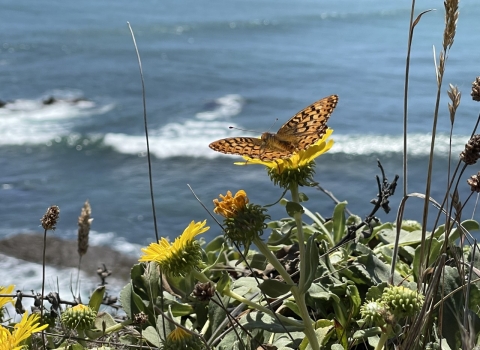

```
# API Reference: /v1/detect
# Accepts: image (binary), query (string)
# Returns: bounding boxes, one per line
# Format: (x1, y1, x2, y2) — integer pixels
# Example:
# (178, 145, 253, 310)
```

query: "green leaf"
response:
(299, 319, 334, 349)
(346, 284, 361, 318)
(208, 294, 230, 339)
(284, 300, 300, 317)
(88, 286, 105, 313)
(141, 262, 160, 303)
(142, 326, 161, 347)
(447, 219, 480, 243)
(95, 312, 117, 330)
(286, 201, 304, 217)
(242, 312, 304, 333)
(156, 314, 176, 342)
(216, 271, 231, 295)
(205, 235, 226, 252)
(248, 253, 268, 270)
(259, 279, 294, 298)
(298, 192, 309, 202)
(119, 283, 133, 319)
(300, 234, 319, 294)
(331, 345, 345, 350)
(412, 238, 442, 280)
(353, 327, 382, 339)
(332, 202, 347, 244)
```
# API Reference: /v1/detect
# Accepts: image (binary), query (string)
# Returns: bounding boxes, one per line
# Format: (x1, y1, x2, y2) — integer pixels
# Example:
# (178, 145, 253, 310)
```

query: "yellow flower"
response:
(0, 312, 48, 350)
(61, 304, 97, 330)
(168, 327, 191, 342)
(139, 220, 209, 276)
(163, 327, 205, 350)
(213, 190, 269, 249)
(236, 129, 334, 188)
(213, 190, 249, 218)
(0, 285, 15, 309)
(237, 129, 334, 171)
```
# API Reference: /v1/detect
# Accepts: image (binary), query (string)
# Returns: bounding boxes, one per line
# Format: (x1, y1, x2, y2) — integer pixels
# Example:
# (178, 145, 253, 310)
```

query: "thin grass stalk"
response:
(39, 205, 59, 349)
(420, 0, 459, 286)
(403, 0, 416, 198)
(127, 22, 165, 340)
(396, 3, 432, 286)
(127, 22, 159, 244)
(462, 241, 477, 349)
(40, 228, 47, 348)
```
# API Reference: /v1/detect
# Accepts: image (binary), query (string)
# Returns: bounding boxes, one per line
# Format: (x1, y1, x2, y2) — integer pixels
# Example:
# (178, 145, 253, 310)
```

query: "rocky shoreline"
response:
(0, 233, 136, 281)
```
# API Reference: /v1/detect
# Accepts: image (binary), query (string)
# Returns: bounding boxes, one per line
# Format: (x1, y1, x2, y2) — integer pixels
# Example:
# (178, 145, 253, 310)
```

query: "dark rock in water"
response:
(43, 96, 57, 105)
(0, 233, 136, 281)
(0, 100, 6, 108)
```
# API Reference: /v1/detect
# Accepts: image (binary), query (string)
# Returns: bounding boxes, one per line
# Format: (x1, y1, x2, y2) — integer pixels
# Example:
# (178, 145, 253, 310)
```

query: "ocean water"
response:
(1, 0, 480, 290)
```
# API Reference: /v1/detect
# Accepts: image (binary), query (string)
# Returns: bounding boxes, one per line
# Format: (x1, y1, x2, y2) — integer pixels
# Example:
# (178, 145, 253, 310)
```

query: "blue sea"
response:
(1, 0, 480, 292)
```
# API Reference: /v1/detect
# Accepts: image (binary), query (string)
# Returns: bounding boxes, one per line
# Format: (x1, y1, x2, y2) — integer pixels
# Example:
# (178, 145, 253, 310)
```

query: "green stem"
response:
(104, 319, 132, 334)
(253, 237, 294, 285)
(223, 288, 302, 327)
(375, 329, 390, 350)
(289, 183, 320, 350)
(76, 329, 88, 347)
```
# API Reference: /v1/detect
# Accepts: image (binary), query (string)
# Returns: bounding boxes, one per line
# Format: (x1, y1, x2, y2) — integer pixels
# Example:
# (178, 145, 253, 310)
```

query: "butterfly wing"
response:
(209, 137, 290, 160)
(277, 94, 338, 150)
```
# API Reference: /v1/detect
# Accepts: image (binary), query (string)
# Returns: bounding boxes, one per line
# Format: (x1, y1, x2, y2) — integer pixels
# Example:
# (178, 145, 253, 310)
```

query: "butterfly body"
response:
(209, 94, 338, 161)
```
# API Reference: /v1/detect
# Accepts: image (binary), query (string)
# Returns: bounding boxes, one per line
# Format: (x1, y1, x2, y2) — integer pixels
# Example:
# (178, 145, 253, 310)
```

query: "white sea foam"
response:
(0, 93, 114, 145)
(104, 94, 247, 158)
(331, 134, 469, 157)
(104, 125, 470, 159)
(195, 94, 244, 120)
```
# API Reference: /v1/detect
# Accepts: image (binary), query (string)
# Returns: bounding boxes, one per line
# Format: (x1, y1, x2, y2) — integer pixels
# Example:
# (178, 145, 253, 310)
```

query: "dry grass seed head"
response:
(41, 205, 60, 231)
(77, 200, 93, 257)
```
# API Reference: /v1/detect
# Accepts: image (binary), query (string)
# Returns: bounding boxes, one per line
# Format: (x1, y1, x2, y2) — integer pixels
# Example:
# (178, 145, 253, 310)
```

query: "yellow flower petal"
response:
(235, 128, 334, 173)
(0, 285, 15, 309)
(139, 220, 209, 264)
(12, 312, 48, 345)
(213, 190, 249, 218)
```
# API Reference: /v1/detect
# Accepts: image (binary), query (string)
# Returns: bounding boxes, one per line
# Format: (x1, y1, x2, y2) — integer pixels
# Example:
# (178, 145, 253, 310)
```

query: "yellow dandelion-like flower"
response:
(236, 129, 334, 188)
(161, 327, 205, 350)
(0, 285, 15, 309)
(213, 190, 269, 249)
(213, 190, 248, 218)
(139, 220, 209, 276)
(0, 312, 48, 350)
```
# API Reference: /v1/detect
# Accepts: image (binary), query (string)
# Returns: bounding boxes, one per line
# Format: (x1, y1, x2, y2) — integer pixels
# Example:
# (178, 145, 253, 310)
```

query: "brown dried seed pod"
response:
(467, 172, 480, 193)
(472, 77, 480, 102)
(460, 135, 480, 165)
(40, 205, 60, 231)
(192, 282, 216, 301)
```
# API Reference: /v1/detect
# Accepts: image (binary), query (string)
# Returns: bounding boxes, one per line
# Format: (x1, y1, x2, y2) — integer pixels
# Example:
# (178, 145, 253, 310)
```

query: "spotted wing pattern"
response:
(276, 94, 338, 149)
(208, 137, 290, 160)
(208, 94, 338, 160)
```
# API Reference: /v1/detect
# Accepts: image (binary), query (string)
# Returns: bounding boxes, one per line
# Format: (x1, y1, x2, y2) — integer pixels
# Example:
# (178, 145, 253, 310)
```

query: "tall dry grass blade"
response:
(127, 22, 159, 243)
(420, 0, 459, 286)
(403, 3, 432, 197)
(127, 21, 165, 339)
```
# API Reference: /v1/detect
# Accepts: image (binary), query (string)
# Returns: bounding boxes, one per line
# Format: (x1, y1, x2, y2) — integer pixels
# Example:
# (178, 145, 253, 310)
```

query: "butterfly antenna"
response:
(228, 126, 261, 134)
(266, 118, 279, 132)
